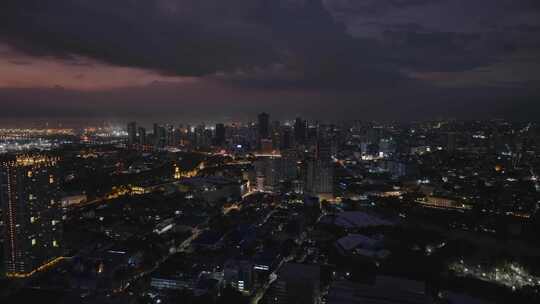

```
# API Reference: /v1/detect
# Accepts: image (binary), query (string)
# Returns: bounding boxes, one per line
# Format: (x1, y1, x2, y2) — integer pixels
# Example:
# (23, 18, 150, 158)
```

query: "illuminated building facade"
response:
(306, 139, 334, 199)
(224, 259, 254, 295)
(306, 160, 334, 199)
(1, 154, 64, 278)
(153, 123, 167, 149)
(127, 121, 137, 146)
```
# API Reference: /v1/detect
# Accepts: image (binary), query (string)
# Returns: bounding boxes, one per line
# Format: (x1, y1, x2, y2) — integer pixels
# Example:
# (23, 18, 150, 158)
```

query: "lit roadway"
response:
(250, 248, 297, 304)
(115, 226, 206, 294)
(250, 272, 277, 304)
(249, 207, 300, 304)
(113, 191, 271, 297)
(115, 190, 256, 294)
(223, 203, 241, 215)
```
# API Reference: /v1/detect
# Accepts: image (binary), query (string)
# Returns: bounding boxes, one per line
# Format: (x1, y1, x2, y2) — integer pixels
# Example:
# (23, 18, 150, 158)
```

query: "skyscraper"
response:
(153, 123, 167, 149)
(294, 117, 307, 145)
(281, 126, 293, 150)
(166, 125, 175, 146)
(1, 155, 64, 278)
(215, 123, 226, 146)
(127, 121, 137, 146)
(276, 149, 297, 181)
(254, 157, 279, 192)
(137, 126, 146, 145)
(271, 121, 281, 150)
(306, 160, 334, 199)
(258, 112, 270, 140)
(153, 123, 159, 140)
(306, 138, 334, 199)
(316, 139, 333, 162)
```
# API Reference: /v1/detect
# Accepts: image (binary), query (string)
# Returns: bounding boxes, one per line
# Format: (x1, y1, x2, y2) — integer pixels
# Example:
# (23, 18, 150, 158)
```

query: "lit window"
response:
(53, 240, 59, 247)
(27, 171, 33, 178)
(49, 175, 54, 184)
(31, 239, 37, 246)
(30, 217, 36, 223)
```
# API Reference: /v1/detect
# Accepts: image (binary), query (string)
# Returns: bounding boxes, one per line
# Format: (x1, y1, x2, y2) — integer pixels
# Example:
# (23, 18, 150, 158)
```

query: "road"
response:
(116, 226, 206, 293)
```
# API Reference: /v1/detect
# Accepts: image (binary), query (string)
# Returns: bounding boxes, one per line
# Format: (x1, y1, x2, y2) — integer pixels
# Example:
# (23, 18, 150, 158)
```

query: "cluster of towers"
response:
(126, 113, 336, 198)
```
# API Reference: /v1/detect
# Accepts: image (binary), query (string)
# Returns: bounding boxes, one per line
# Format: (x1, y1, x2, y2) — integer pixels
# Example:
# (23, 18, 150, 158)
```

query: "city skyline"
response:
(2, 113, 540, 303)
(2, 2, 540, 304)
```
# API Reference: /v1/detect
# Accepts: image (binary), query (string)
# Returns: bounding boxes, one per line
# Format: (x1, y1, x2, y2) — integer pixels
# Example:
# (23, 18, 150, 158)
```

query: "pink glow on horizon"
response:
(0, 44, 197, 91)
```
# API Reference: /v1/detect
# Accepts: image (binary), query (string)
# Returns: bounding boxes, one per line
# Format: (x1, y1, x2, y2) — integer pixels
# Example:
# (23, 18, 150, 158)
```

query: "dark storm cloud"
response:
(0, 0, 408, 89)
(380, 30, 492, 72)
(0, 0, 277, 76)
(2, 0, 540, 87)
(1, 0, 540, 120)
(324, 0, 438, 16)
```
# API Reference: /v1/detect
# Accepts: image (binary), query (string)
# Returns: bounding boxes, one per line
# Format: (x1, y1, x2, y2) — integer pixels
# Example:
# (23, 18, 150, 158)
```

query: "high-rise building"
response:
(306, 160, 334, 199)
(258, 112, 270, 140)
(127, 121, 137, 146)
(166, 125, 175, 146)
(254, 153, 298, 193)
(280, 149, 298, 181)
(281, 126, 293, 150)
(253, 158, 278, 192)
(271, 121, 281, 150)
(306, 138, 334, 199)
(379, 138, 396, 157)
(173, 127, 182, 147)
(1, 155, 64, 278)
(294, 117, 307, 145)
(215, 123, 226, 146)
(260, 138, 274, 154)
(224, 259, 254, 295)
(194, 124, 205, 148)
(153, 123, 167, 149)
(137, 126, 146, 145)
(153, 123, 159, 140)
(316, 139, 333, 162)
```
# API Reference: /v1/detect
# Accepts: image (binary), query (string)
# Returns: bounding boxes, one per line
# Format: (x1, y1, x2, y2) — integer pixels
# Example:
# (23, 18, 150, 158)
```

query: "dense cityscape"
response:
(1, 116, 540, 304)
(2, 0, 540, 303)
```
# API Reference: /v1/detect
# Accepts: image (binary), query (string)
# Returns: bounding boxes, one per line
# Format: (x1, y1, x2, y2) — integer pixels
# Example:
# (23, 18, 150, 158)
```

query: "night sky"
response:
(1, 0, 539, 122)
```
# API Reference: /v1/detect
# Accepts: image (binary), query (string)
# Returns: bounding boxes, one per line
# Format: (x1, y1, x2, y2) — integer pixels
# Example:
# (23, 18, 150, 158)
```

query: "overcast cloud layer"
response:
(0, 0, 539, 122)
